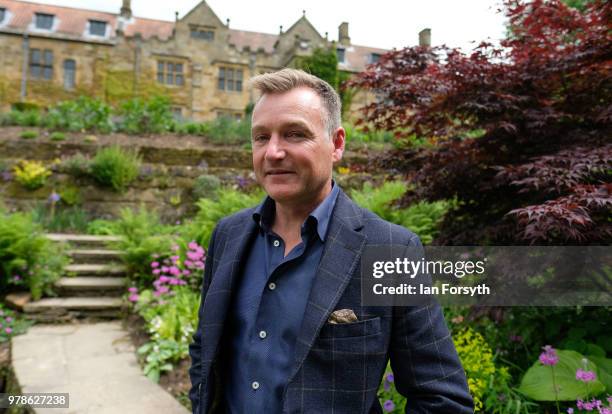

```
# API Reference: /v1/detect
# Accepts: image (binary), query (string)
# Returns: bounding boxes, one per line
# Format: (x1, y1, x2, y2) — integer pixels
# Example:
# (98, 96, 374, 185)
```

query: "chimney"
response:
(338, 22, 350, 46)
(121, 0, 132, 20)
(419, 28, 431, 47)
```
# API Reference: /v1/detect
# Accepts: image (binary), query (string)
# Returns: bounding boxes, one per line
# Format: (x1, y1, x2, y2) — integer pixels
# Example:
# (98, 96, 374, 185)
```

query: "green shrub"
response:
(90, 145, 141, 192)
(50, 131, 66, 141)
(192, 174, 221, 200)
(201, 117, 251, 144)
(13, 160, 51, 190)
(60, 153, 91, 177)
(105, 206, 176, 286)
(117, 96, 174, 134)
(57, 185, 82, 206)
(0, 209, 70, 299)
(2, 110, 41, 127)
(87, 219, 120, 235)
(44, 96, 113, 133)
(19, 130, 38, 139)
(0, 305, 33, 342)
(350, 181, 452, 244)
(31, 204, 90, 233)
(134, 287, 200, 382)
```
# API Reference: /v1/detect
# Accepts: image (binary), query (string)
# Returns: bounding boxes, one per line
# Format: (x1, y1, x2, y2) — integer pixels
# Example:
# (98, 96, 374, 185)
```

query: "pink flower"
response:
(539, 345, 559, 366)
(161, 266, 169, 273)
(150, 261, 159, 268)
(5, 327, 12, 334)
(5, 317, 13, 323)
(128, 294, 139, 302)
(188, 241, 199, 250)
(194, 261, 204, 268)
(576, 368, 597, 382)
(182, 269, 191, 276)
(159, 276, 169, 283)
(184, 260, 193, 268)
(187, 251, 201, 261)
(169, 266, 180, 276)
(152, 268, 161, 275)
(171, 244, 179, 251)
(128, 287, 138, 293)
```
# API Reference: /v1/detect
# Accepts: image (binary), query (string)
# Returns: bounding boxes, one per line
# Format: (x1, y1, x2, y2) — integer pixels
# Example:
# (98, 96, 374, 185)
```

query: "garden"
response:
(1, 0, 611, 413)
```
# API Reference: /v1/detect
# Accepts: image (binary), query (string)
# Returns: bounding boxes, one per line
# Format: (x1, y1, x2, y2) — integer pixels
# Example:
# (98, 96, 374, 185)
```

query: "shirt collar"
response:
(252, 180, 340, 242)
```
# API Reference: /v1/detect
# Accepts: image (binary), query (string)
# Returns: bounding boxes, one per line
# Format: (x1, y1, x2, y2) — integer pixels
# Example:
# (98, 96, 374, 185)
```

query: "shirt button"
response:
(273, 240, 280, 247)
(268, 282, 276, 290)
(259, 330, 267, 339)
(252, 381, 260, 390)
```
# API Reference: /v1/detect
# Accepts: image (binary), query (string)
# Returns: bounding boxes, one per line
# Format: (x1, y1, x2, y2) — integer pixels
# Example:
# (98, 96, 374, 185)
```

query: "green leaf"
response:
(585, 343, 606, 358)
(518, 350, 605, 401)
(588, 356, 612, 393)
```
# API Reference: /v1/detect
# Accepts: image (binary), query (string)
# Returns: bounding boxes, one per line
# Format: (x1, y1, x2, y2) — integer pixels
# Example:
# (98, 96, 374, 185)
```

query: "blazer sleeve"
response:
(188, 225, 220, 414)
(389, 236, 474, 413)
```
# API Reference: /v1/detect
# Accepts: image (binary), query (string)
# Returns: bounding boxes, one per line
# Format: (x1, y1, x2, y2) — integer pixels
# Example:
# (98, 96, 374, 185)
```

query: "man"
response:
(188, 69, 473, 413)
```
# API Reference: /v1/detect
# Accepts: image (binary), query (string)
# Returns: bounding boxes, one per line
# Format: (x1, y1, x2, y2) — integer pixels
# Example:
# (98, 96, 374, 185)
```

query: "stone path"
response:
(12, 322, 189, 414)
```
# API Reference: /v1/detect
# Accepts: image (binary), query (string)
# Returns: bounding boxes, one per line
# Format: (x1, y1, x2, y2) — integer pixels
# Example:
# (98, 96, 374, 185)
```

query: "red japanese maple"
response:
(348, 0, 611, 244)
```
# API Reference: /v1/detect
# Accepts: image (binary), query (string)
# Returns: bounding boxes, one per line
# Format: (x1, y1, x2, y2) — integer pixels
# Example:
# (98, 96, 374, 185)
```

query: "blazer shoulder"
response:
(359, 207, 421, 247)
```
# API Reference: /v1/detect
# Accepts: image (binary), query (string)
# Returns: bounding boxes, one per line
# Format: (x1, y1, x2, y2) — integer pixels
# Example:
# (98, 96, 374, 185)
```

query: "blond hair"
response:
(249, 68, 341, 137)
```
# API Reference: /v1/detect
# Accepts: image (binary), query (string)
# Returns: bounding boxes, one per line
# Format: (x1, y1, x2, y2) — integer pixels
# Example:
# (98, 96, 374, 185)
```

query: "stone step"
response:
(23, 297, 124, 321)
(65, 263, 127, 277)
(55, 277, 127, 297)
(46, 233, 122, 248)
(67, 248, 123, 264)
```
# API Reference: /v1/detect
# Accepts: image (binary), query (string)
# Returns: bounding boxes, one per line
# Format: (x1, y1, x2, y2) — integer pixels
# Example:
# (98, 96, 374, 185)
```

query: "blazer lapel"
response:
(199, 218, 257, 381)
(286, 191, 366, 385)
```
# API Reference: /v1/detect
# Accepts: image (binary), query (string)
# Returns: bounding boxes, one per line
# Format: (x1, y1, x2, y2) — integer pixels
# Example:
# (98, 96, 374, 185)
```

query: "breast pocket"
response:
(318, 316, 382, 339)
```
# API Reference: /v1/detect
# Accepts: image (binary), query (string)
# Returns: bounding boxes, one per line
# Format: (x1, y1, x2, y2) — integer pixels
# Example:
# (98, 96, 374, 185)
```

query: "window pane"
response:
(63, 59, 75, 70)
(30, 65, 40, 79)
(36, 13, 54, 30)
(236, 70, 243, 80)
(89, 20, 106, 36)
(175, 74, 184, 86)
(227, 69, 234, 81)
(218, 68, 225, 90)
(166, 72, 173, 84)
(0, 8, 5, 22)
(175, 63, 183, 73)
(236, 80, 242, 91)
(158, 61, 164, 73)
(30, 49, 40, 63)
(43, 66, 52, 80)
(167, 62, 174, 73)
(44, 50, 53, 65)
(157, 73, 164, 83)
(336, 48, 345, 63)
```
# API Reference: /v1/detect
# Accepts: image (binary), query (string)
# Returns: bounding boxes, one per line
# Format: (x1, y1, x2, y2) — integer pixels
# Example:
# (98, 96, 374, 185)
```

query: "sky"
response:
(23, 0, 508, 52)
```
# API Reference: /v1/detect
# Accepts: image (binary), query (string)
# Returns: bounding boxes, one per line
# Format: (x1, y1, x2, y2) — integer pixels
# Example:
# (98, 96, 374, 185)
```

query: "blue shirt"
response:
(223, 182, 340, 413)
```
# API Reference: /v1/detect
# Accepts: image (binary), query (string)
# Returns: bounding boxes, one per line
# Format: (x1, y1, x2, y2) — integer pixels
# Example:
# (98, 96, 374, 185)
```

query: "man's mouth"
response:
(266, 170, 295, 176)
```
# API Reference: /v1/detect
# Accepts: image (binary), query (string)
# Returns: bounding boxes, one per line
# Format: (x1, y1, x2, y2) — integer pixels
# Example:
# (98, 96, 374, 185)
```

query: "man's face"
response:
(251, 87, 345, 206)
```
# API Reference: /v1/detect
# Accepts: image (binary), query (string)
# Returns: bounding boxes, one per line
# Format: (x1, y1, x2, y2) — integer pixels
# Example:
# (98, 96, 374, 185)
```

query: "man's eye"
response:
(286, 131, 305, 138)
(253, 135, 269, 142)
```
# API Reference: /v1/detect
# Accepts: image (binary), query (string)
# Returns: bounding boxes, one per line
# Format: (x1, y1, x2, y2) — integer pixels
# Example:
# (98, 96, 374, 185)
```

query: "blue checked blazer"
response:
(188, 189, 474, 413)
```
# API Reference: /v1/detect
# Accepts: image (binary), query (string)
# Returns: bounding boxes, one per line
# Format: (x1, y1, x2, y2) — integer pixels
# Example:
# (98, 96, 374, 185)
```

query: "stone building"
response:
(0, 0, 430, 120)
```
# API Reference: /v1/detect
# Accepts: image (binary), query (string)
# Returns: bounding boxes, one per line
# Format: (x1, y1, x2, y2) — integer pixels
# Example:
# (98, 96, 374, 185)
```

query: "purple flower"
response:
(184, 260, 193, 268)
(188, 241, 199, 250)
(539, 345, 559, 366)
(152, 268, 161, 275)
(5, 317, 12, 323)
(128, 293, 139, 302)
(159, 275, 170, 283)
(383, 400, 395, 412)
(169, 266, 180, 276)
(128, 287, 138, 293)
(4, 327, 12, 334)
(383, 381, 391, 391)
(161, 266, 169, 273)
(567, 408, 574, 414)
(175, 220, 181, 225)
(48, 192, 61, 203)
(386, 373, 394, 383)
(150, 261, 159, 268)
(182, 269, 191, 276)
(170, 255, 180, 262)
(576, 368, 597, 382)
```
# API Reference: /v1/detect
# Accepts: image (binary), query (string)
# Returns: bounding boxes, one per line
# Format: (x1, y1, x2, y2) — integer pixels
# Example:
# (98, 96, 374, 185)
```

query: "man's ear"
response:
(331, 127, 346, 163)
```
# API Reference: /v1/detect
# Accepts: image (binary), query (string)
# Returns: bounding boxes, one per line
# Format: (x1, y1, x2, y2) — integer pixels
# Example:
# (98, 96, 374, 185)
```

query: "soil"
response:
(123, 313, 192, 410)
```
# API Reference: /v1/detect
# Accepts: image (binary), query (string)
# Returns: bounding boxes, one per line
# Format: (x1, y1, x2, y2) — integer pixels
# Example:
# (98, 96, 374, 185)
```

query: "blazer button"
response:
(259, 330, 267, 339)
(268, 282, 276, 290)
(252, 381, 260, 390)
(273, 240, 280, 247)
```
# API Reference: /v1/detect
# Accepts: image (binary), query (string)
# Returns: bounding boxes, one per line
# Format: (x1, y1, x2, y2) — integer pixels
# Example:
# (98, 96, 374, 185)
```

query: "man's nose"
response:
(264, 134, 286, 161)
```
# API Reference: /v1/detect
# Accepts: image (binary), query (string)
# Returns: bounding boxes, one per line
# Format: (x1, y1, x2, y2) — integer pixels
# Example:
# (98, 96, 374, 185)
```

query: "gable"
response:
(180, 0, 224, 29)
